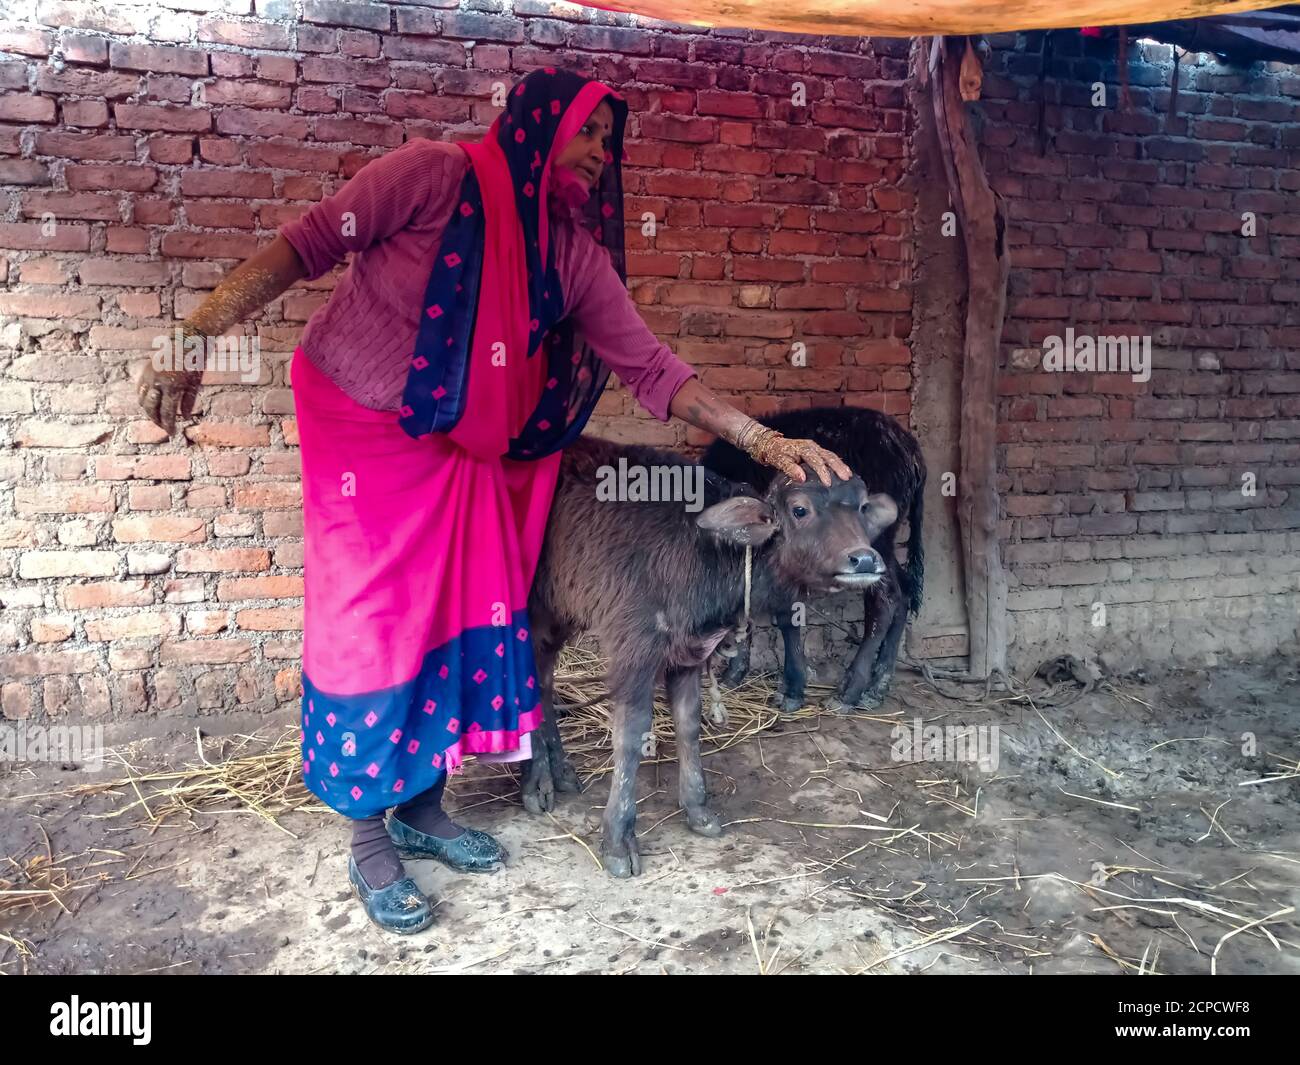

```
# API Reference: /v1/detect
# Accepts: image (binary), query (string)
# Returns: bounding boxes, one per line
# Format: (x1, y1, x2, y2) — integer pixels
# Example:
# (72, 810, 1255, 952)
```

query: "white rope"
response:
(739, 543, 753, 644)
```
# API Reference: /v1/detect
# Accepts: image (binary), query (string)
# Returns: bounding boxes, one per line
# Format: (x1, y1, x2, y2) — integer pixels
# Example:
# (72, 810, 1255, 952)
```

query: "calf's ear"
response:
(862, 493, 899, 537)
(697, 496, 778, 546)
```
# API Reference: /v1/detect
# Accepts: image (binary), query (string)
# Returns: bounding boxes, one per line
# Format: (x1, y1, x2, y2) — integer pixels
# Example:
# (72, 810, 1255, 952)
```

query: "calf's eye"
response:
(792, 505, 809, 519)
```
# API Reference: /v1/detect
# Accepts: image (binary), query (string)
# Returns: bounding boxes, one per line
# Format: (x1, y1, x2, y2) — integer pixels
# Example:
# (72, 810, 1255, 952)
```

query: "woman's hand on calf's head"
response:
(741, 427, 852, 487)
(664, 379, 851, 486)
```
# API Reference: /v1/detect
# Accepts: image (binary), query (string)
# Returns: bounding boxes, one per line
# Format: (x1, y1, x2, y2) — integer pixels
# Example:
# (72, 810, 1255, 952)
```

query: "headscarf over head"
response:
(397, 68, 629, 461)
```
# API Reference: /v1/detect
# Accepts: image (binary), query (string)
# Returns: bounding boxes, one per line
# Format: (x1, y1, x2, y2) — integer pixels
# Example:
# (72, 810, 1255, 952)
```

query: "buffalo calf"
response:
(524, 435, 889, 877)
(703, 406, 927, 712)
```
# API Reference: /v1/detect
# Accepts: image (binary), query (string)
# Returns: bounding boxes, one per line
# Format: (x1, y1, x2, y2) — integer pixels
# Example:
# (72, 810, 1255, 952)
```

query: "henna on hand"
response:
(135, 246, 303, 437)
(734, 423, 851, 487)
(137, 322, 206, 436)
(666, 377, 852, 486)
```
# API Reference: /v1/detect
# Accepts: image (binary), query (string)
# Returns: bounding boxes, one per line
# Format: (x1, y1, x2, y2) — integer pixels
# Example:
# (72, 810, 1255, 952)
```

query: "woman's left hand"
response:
(746, 429, 853, 487)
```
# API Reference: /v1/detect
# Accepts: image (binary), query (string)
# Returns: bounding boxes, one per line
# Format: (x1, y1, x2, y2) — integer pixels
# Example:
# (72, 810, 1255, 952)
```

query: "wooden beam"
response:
(928, 36, 1010, 679)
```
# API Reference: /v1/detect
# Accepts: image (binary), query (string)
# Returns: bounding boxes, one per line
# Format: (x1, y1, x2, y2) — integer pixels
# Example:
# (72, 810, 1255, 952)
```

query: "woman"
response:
(138, 69, 850, 934)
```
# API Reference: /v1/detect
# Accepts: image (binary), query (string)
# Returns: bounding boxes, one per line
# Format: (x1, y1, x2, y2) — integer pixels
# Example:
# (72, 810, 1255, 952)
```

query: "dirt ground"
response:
(2, 655, 1297, 976)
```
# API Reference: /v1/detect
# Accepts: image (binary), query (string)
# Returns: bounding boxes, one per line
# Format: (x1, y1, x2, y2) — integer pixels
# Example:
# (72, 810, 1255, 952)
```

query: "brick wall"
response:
(978, 32, 1300, 670)
(3, 7, 1297, 725)
(0, 1, 912, 721)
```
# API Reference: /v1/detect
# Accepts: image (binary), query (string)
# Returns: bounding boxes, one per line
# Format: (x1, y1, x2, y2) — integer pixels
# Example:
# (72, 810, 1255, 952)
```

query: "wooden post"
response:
(928, 35, 1009, 679)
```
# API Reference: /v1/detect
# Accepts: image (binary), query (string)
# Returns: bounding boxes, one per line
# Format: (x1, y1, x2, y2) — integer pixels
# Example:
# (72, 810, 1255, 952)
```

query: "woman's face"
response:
(555, 100, 614, 190)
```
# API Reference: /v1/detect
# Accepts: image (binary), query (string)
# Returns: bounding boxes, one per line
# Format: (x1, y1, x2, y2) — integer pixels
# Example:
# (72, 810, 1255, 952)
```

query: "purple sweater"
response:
(278, 137, 696, 421)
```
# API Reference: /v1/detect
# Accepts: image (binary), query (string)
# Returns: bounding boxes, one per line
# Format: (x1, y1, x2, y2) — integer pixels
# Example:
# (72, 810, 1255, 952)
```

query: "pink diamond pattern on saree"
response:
(291, 347, 552, 819)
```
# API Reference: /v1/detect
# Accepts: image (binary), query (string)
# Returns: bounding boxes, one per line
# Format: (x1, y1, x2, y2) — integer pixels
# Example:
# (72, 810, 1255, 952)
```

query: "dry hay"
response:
(46, 642, 790, 835)
(47, 727, 330, 838)
(48, 638, 1123, 836)
(535, 642, 789, 781)
(0, 831, 136, 972)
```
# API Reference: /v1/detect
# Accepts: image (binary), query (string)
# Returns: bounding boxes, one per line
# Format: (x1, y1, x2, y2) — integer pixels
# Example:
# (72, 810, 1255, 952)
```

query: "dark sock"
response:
(350, 813, 404, 890)
(392, 776, 463, 840)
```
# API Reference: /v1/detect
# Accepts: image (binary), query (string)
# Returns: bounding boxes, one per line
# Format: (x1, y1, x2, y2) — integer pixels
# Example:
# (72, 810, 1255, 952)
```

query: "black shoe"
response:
(347, 855, 435, 934)
(387, 816, 505, 873)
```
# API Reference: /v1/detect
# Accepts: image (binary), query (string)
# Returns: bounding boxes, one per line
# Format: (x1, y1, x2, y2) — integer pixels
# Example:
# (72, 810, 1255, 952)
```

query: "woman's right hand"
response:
(137, 356, 202, 436)
(135, 243, 308, 436)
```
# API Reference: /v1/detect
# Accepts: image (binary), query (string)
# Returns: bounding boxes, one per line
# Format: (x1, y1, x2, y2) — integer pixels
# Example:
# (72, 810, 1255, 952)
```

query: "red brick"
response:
(0, 222, 91, 250)
(176, 548, 271, 573)
(179, 170, 275, 198)
(197, 18, 293, 50)
(28, 613, 71, 643)
(299, 0, 387, 28)
(114, 103, 209, 133)
(235, 607, 303, 631)
(661, 283, 732, 307)
(61, 582, 153, 608)
(160, 640, 254, 665)
(160, 232, 259, 259)
(95, 455, 192, 480)
(0, 94, 55, 123)
(0, 650, 99, 677)
(0, 26, 53, 56)
(14, 485, 114, 515)
(112, 515, 207, 543)
(216, 576, 304, 601)
(216, 108, 309, 139)
(60, 100, 111, 129)
(773, 286, 846, 310)
(696, 91, 764, 119)
(732, 259, 804, 282)
(639, 114, 717, 144)
(129, 484, 173, 510)
(250, 142, 341, 172)
(85, 613, 183, 641)
(315, 116, 401, 146)
(20, 191, 123, 221)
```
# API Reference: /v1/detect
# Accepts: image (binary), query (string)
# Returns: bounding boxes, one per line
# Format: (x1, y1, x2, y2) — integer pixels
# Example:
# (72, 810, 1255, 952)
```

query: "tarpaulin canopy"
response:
(579, 0, 1284, 38)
